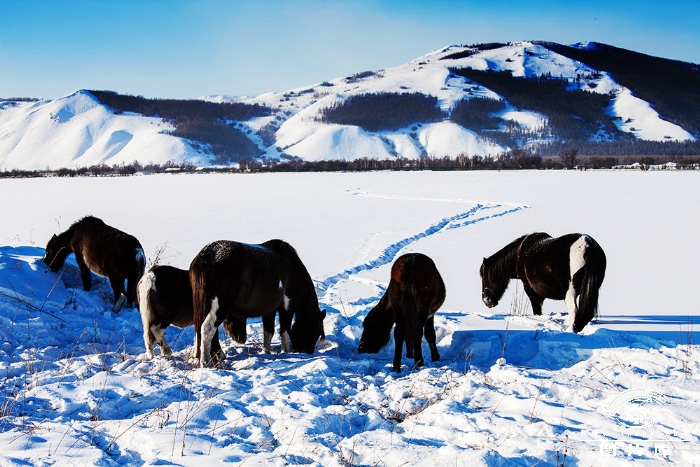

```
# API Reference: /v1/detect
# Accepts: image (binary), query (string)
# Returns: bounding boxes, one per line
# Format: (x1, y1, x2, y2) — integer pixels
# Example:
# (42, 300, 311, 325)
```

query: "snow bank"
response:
(1, 171, 699, 465)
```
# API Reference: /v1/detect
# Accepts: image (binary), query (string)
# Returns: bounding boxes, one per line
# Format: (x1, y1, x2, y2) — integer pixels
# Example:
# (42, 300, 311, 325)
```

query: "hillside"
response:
(1, 41, 699, 170)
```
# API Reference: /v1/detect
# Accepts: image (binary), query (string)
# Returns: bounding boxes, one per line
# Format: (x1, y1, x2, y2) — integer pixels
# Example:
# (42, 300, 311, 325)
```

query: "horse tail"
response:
(128, 248, 147, 308)
(574, 239, 607, 332)
(137, 271, 157, 358)
(400, 264, 420, 354)
(190, 253, 210, 363)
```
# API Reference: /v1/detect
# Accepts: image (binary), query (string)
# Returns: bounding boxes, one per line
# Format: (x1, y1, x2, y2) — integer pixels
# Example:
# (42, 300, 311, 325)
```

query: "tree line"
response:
(4, 150, 699, 179)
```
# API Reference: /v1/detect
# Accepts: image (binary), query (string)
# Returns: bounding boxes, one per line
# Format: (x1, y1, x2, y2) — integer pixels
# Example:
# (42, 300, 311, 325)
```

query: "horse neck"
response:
(493, 238, 522, 280)
(51, 230, 75, 265)
(374, 294, 395, 330)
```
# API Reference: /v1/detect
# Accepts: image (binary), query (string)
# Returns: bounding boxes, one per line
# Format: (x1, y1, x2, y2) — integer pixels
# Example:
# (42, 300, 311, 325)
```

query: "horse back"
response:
(262, 239, 318, 308)
(519, 233, 590, 298)
(389, 253, 445, 321)
(71, 216, 143, 277)
(191, 241, 287, 320)
(148, 265, 193, 328)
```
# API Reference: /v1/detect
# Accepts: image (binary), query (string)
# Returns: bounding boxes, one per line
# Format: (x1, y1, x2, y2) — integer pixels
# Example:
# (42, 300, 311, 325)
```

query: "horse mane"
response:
(72, 215, 104, 229)
(487, 234, 527, 283)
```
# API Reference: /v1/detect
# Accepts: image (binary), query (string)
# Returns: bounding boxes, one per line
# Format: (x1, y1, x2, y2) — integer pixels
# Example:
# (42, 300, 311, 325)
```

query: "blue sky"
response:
(1, 0, 698, 100)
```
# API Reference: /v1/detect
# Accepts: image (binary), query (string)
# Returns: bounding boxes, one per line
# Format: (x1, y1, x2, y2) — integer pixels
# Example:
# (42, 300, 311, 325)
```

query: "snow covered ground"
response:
(1, 170, 699, 466)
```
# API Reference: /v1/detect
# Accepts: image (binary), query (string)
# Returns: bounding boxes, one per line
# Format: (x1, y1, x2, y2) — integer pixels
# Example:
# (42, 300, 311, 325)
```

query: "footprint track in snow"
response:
(317, 196, 528, 307)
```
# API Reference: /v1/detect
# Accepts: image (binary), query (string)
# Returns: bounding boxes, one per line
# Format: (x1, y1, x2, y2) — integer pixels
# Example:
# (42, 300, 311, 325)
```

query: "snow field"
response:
(1, 170, 699, 466)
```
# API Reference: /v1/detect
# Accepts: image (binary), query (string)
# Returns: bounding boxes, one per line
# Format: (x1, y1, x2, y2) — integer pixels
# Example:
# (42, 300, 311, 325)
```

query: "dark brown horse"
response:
(137, 265, 247, 363)
(358, 253, 445, 372)
(480, 232, 606, 333)
(43, 216, 146, 311)
(190, 239, 326, 368)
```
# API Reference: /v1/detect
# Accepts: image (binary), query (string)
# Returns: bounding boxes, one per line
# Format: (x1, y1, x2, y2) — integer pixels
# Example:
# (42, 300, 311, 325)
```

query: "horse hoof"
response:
(112, 295, 126, 312)
(137, 353, 153, 362)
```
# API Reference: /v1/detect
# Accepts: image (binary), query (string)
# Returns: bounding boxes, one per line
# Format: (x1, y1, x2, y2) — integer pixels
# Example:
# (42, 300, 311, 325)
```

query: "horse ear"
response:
(320, 309, 327, 320)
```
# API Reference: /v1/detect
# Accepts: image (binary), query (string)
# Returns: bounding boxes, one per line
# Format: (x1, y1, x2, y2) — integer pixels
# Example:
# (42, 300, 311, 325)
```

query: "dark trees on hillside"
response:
(317, 92, 444, 132)
(450, 68, 622, 142)
(449, 97, 505, 131)
(89, 91, 270, 122)
(535, 41, 700, 136)
(89, 91, 269, 161)
(536, 139, 700, 157)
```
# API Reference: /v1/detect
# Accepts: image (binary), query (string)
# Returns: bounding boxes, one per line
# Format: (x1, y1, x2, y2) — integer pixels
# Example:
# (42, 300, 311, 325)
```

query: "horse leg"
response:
(151, 325, 173, 357)
(262, 312, 275, 353)
(210, 328, 223, 366)
(75, 254, 92, 291)
(408, 316, 425, 370)
(564, 281, 579, 331)
(200, 297, 222, 367)
(424, 316, 440, 362)
(393, 320, 405, 372)
(523, 285, 544, 316)
(278, 308, 293, 353)
(141, 325, 156, 360)
(106, 275, 126, 312)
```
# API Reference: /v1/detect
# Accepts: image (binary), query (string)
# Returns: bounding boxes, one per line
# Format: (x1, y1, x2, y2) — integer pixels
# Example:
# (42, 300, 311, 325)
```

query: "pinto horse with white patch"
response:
(190, 239, 326, 368)
(358, 253, 446, 372)
(137, 265, 246, 363)
(43, 216, 146, 311)
(480, 232, 606, 333)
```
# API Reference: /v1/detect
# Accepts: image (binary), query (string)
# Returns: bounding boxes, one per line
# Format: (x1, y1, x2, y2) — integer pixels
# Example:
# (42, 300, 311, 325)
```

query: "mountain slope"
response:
(0, 91, 214, 170)
(1, 41, 698, 170)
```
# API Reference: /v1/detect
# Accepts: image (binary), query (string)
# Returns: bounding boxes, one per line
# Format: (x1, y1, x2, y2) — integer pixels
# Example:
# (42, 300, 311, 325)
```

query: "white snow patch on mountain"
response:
(610, 88, 695, 141)
(0, 91, 211, 170)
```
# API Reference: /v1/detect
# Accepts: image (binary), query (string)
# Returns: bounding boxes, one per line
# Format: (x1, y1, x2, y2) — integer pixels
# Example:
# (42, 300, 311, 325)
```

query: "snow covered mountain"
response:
(1, 41, 698, 170)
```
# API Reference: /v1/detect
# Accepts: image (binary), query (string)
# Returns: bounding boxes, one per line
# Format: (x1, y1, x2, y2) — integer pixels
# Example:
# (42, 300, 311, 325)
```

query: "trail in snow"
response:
(317, 198, 528, 296)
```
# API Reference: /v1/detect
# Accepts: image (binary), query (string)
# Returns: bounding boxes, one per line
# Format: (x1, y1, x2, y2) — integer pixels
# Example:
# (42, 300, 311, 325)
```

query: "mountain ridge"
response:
(1, 41, 698, 170)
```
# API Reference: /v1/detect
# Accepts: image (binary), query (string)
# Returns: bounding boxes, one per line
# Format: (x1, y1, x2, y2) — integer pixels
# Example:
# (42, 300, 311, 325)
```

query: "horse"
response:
(189, 239, 326, 368)
(358, 253, 446, 372)
(43, 216, 146, 311)
(480, 232, 606, 333)
(137, 265, 247, 363)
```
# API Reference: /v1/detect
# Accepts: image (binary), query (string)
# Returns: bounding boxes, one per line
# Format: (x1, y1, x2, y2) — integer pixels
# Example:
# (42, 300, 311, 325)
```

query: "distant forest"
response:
(449, 97, 505, 131)
(317, 92, 445, 131)
(3, 152, 699, 179)
(534, 42, 700, 136)
(89, 91, 270, 163)
(450, 68, 623, 143)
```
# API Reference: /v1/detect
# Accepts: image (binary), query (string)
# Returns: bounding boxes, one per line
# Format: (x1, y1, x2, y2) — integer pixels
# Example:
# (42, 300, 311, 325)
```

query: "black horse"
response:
(43, 216, 146, 311)
(137, 265, 246, 363)
(358, 253, 446, 372)
(190, 239, 326, 367)
(480, 232, 606, 333)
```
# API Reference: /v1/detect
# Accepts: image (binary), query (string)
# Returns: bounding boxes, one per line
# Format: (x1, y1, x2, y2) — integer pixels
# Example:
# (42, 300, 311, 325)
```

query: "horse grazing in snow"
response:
(480, 232, 606, 333)
(358, 253, 446, 372)
(43, 216, 146, 311)
(189, 239, 326, 368)
(137, 265, 247, 363)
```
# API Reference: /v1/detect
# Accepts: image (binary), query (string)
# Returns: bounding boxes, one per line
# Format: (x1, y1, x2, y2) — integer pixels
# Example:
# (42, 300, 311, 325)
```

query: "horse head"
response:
(480, 257, 508, 308)
(290, 308, 326, 354)
(43, 234, 66, 272)
(357, 302, 393, 354)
